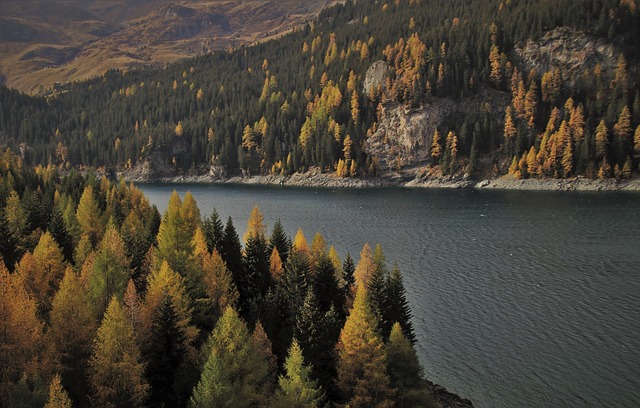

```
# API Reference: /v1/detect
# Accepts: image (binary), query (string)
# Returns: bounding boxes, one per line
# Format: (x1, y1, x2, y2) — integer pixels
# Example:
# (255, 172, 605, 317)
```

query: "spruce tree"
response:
(203, 208, 224, 254)
(384, 265, 416, 344)
(270, 219, 290, 264)
(221, 217, 243, 288)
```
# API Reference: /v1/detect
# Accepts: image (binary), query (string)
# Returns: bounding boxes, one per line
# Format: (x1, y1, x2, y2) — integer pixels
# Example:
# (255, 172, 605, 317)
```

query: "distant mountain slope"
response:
(0, 0, 638, 184)
(0, 0, 338, 93)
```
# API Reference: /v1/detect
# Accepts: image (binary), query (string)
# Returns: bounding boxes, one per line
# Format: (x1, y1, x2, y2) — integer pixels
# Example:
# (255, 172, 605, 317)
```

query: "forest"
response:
(0, 0, 639, 180)
(0, 151, 433, 407)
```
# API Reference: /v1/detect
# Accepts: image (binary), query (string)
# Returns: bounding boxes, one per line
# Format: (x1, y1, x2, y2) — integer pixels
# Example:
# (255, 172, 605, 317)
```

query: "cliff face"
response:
(513, 27, 621, 83)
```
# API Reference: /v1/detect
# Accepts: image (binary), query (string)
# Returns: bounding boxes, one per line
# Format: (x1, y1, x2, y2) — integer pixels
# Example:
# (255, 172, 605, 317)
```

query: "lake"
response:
(138, 183, 640, 408)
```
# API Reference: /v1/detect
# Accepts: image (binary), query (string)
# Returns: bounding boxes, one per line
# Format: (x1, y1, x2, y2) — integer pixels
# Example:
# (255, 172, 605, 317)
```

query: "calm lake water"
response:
(138, 183, 640, 408)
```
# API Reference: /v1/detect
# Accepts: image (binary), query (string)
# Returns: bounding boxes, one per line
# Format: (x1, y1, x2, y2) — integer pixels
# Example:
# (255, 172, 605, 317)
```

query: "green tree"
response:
(194, 307, 273, 407)
(270, 219, 290, 264)
(386, 323, 433, 407)
(88, 297, 149, 408)
(274, 340, 324, 408)
(203, 208, 224, 254)
(384, 265, 416, 343)
(221, 217, 243, 289)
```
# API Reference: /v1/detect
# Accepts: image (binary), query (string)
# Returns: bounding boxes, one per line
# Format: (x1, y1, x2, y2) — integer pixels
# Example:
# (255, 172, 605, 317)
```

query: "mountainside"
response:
(1, 0, 639, 186)
(0, 0, 337, 94)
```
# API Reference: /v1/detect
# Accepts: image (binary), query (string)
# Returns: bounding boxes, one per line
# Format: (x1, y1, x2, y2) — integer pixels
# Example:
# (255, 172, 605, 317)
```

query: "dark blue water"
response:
(138, 183, 640, 408)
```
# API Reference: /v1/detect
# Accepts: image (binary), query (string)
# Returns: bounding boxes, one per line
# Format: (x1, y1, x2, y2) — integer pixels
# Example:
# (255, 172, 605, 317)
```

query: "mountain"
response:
(0, 0, 639, 185)
(0, 0, 338, 93)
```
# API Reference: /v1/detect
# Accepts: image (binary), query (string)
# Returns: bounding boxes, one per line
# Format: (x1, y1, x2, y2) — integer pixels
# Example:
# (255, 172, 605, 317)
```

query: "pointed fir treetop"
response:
(275, 339, 324, 408)
(269, 219, 290, 264)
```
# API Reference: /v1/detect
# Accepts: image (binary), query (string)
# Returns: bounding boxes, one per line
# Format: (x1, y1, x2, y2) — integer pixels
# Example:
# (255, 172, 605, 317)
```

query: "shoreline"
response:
(124, 169, 640, 192)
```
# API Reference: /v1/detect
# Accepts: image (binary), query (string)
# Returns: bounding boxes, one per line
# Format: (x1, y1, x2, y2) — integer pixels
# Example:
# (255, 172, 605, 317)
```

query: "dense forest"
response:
(0, 0, 639, 180)
(0, 152, 433, 407)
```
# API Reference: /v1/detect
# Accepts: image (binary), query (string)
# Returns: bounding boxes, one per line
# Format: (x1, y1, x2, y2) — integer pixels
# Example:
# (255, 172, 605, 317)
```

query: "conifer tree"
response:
(88, 297, 149, 408)
(48, 267, 96, 398)
(343, 252, 356, 289)
(221, 217, 243, 287)
(244, 205, 267, 243)
(0, 262, 44, 391)
(294, 228, 310, 254)
(202, 250, 239, 325)
(274, 340, 324, 408)
(354, 243, 375, 288)
(44, 374, 72, 408)
(203, 208, 224, 254)
(157, 191, 193, 276)
(385, 265, 416, 344)
(4, 190, 27, 260)
(194, 307, 273, 407)
(48, 205, 73, 263)
(241, 233, 271, 322)
(337, 286, 394, 407)
(88, 225, 131, 317)
(76, 186, 103, 246)
(269, 247, 284, 281)
(386, 323, 433, 407)
(146, 293, 187, 407)
(270, 219, 290, 264)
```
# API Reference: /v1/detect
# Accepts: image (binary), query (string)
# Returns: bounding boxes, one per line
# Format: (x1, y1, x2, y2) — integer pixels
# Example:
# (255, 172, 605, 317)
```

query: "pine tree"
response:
(337, 286, 394, 407)
(88, 297, 149, 408)
(274, 340, 324, 408)
(44, 374, 72, 408)
(386, 323, 433, 408)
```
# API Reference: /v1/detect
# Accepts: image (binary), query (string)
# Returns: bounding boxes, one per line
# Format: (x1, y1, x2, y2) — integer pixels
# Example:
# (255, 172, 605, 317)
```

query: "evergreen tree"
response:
(343, 252, 356, 288)
(221, 217, 243, 289)
(241, 234, 271, 322)
(384, 265, 416, 344)
(47, 206, 73, 263)
(270, 219, 290, 264)
(203, 208, 224, 254)
(88, 297, 149, 408)
(146, 293, 187, 407)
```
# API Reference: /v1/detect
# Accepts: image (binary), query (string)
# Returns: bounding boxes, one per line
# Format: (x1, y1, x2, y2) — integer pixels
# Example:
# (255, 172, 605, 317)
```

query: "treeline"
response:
(0, 152, 433, 407)
(0, 0, 639, 179)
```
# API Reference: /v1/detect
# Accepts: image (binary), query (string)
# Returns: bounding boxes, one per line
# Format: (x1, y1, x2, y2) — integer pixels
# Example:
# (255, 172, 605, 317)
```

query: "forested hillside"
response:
(0, 152, 445, 407)
(1, 0, 639, 181)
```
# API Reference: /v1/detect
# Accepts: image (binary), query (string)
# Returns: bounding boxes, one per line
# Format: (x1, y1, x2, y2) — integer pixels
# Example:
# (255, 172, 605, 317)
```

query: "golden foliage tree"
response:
(337, 286, 394, 407)
(44, 374, 72, 408)
(88, 297, 149, 407)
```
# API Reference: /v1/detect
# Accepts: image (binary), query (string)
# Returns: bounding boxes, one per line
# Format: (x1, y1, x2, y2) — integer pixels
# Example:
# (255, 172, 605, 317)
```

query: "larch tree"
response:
(0, 262, 44, 392)
(194, 307, 273, 407)
(294, 228, 310, 255)
(431, 129, 442, 163)
(17, 232, 66, 318)
(244, 205, 267, 243)
(354, 243, 375, 288)
(595, 119, 609, 161)
(4, 190, 27, 258)
(44, 374, 72, 408)
(88, 224, 131, 317)
(336, 286, 394, 407)
(48, 267, 96, 397)
(156, 191, 192, 276)
(88, 297, 149, 408)
(274, 340, 324, 408)
(76, 186, 103, 246)
(202, 250, 239, 325)
(269, 247, 285, 282)
(386, 323, 434, 408)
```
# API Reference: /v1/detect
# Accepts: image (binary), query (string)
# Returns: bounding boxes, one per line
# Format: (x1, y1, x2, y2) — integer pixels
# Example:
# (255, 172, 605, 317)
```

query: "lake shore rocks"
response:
(124, 167, 640, 192)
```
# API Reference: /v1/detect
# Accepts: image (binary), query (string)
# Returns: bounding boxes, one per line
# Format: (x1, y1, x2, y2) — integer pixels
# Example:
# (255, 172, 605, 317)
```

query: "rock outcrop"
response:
(363, 60, 388, 95)
(513, 27, 620, 83)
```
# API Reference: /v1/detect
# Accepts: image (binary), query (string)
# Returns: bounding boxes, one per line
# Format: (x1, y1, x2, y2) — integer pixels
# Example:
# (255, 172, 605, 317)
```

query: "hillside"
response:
(0, 0, 639, 185)
(0, 0, 338, 94)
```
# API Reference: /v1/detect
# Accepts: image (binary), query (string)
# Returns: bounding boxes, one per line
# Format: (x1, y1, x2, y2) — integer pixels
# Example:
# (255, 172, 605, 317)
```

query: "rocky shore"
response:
(124, 168, 640, 192)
